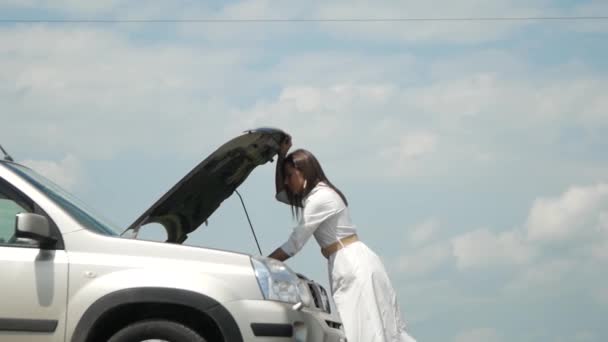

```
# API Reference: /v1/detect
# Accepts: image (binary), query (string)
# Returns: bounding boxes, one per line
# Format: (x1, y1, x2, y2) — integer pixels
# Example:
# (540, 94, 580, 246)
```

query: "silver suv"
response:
(0, 128, 345, 342)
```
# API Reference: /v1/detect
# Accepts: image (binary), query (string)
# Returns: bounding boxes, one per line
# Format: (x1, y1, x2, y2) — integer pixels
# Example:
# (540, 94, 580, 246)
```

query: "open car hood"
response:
(124, 128, 288, 243)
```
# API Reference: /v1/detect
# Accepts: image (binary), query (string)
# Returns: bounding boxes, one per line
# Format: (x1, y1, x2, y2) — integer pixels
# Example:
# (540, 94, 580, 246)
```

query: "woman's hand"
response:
(268, 247, 290, 262)
(279, 135, 292, 157)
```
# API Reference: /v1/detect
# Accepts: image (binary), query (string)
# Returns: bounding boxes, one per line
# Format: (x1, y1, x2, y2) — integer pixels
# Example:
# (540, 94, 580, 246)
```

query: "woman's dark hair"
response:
(282, 149, 348, 219)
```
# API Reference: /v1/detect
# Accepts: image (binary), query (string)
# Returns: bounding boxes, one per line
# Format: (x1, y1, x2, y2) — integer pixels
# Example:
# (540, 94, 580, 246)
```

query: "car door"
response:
(0, 178, 68, 342)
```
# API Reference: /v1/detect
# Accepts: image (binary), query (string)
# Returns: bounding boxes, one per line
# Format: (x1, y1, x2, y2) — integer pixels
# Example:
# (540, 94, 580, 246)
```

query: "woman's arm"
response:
(268, 247, 291, 262)
(276, 192, 340, 257)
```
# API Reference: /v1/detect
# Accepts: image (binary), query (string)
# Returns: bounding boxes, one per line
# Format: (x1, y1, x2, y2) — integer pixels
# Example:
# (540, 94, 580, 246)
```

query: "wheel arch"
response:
(71, 287, 243, 342)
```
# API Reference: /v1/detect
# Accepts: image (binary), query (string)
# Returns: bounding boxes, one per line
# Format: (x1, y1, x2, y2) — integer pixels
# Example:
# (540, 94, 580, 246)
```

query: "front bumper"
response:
(225, 299, 346, 342)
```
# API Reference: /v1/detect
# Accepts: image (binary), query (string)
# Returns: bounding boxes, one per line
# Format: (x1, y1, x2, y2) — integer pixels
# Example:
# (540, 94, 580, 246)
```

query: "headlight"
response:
(251, 256, 312, 307)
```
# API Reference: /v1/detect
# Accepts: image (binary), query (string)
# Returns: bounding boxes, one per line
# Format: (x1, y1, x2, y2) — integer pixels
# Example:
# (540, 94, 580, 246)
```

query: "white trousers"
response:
(329, 241, 417, 342)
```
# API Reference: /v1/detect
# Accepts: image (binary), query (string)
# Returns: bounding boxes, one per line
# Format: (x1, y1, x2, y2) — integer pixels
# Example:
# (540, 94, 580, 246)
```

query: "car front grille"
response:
(306, 281, 332, 313)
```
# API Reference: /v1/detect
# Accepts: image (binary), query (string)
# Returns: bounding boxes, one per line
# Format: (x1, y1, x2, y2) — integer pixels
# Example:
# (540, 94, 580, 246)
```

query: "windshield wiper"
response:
(0, 144, 14, 162)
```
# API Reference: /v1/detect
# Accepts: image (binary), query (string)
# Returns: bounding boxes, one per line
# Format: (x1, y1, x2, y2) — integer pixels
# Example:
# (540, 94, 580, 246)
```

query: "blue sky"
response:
(2, 1, 608, 341)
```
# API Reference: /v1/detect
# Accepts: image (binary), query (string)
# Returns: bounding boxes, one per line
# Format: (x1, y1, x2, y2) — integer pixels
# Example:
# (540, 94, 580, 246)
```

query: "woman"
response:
(268, 137, 417, 342)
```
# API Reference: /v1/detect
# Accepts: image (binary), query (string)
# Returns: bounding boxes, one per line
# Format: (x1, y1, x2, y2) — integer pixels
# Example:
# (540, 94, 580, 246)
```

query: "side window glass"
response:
(0, 186, 34, 246)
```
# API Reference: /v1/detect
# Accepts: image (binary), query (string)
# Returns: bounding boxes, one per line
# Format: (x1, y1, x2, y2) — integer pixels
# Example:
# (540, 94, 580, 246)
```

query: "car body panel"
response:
(0, 247, 68, 342)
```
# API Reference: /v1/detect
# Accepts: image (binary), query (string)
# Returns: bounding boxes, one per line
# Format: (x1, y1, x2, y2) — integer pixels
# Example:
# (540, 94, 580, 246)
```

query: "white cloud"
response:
(595, 287, 608, 306)
(21, 155, 84, 191)
(591, 236, 608, 261)
(396, 219, 460, 278)
(316, 0, 552, 44)
(407, 73, 608, 127)
(254, 54, 598, 180)
(1, 2, 607, 341)
(452, 229, 535, 269)
(271, 52, 417, 86)
(406, 218, 440, 246)
(275, 84, 393, 114)
(314, 0, 608, 44)
(249, 60, 607, 181)
(526, 183, 608, 242)
(1, 0, 182, 17)
(396, 131, 438, 161)
(4, 0, 603, 43)
(0, 25, 255, 159)
(398, 241, 451, 276)
(1, 0, 119, 13)
(408, 181, 608, 309)
(396, 219, 451, 276)
(377, 131, 439, 177)
(279, 87, 323, 112)
(220, 0, 303, 19)
(503, 259, 575, 295)
(396, 278, 497, 325)
(2, 19, 605, 182)
(174, 1, 312, 43)
(230, 83, 401, 154)
(597, 211, 608, 232)
(570, 1, 608, 34)
(454, 328, 502, 342)
(573, 331, 598, 342)
(409, 73, 502, 117)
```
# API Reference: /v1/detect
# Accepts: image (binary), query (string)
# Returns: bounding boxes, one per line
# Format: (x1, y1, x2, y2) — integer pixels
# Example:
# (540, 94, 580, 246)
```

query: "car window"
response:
(0, 187, 34, 246)
(5, 163, 121, 236)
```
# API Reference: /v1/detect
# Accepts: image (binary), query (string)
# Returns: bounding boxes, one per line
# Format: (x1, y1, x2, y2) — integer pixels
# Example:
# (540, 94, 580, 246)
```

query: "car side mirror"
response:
(15, 213, 56, 248)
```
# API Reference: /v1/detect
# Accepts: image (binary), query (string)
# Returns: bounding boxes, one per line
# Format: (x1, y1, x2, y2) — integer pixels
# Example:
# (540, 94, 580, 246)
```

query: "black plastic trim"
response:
(251, 323, 293, 337)
(0, 318, 57, 332)
(71, 287, 243, 342)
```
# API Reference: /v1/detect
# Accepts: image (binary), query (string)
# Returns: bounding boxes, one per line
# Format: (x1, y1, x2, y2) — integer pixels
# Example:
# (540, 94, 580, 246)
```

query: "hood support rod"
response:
(235, 190, 263, 255)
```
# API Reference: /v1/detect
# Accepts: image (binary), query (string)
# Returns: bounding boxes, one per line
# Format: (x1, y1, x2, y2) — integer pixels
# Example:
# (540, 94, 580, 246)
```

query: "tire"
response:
(107, 319, 206, 342)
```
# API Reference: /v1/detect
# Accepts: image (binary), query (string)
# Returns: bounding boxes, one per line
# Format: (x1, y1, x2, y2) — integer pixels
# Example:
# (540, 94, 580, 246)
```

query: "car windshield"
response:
(6, 163, 121, 236)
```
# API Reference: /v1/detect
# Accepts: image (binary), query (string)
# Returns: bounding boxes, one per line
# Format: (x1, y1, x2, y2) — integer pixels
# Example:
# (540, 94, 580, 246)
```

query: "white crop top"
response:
(276, 182, 357, 256)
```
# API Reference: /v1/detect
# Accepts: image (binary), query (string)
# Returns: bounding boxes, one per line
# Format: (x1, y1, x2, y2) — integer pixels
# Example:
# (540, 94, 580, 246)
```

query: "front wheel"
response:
(107, 319, 206, 342)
